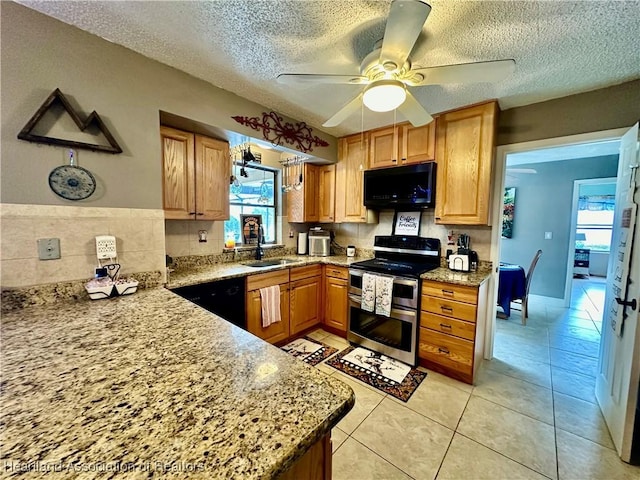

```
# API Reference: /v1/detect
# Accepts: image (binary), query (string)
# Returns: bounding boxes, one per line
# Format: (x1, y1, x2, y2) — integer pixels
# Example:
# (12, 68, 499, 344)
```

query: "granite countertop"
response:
(421, 266, 492, 287)
(168, 255, 491, 290)
(0, 288, 354, 478)
(167, 255, 365, 289)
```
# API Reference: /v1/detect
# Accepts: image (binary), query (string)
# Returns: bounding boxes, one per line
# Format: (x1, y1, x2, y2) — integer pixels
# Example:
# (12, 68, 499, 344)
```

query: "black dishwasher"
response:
(172, 277, 246, 329)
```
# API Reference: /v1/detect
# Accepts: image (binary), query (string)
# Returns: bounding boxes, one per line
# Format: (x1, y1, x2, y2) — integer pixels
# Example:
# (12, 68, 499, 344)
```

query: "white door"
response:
(596, 122, 640, 462)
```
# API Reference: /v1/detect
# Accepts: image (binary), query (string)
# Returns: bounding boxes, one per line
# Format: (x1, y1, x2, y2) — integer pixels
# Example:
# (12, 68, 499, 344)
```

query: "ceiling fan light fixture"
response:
(362, 80, 406, 112)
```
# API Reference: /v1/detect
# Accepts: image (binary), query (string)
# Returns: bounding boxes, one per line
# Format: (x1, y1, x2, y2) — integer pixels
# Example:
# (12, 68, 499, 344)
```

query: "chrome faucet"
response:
(255, 226, 264, 260)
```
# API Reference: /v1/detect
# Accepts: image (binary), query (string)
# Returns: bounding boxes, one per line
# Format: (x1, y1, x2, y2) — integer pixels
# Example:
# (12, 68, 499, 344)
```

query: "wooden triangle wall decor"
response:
(17, 88, 123, 154)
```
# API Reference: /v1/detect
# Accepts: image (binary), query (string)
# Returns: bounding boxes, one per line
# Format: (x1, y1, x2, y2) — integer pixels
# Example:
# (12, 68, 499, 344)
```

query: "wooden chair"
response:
(511, 249, 543, 325)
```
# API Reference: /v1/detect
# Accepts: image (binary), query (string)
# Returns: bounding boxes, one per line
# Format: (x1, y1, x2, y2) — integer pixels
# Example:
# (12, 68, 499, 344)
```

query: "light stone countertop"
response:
(0, 288, 354, 479)
(167, 255, 367, 289)
(167, 255, 491, 289)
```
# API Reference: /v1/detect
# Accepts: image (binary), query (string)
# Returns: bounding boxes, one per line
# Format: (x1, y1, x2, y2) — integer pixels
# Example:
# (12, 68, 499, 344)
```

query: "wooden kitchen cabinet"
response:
(434, 101, 497, 225)
(336, 133, 377, 223)
(161, 126, 230, 221)
(323, 266, 349, 333)
(246, 270, 290, 344)
(318, 164, 336, 223)
(418, 279, 488, 384)
(287, 163, 319, 223)
(290, 265, 323, 335)
(368, 122, 436, 169)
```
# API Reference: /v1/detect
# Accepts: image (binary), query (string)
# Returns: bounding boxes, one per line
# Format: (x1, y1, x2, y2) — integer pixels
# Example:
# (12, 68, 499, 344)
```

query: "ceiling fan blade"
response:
(322, 93, 363, 127)
(380, 0, 431, 69)
(277, 73, 368, 85)
(397, 90, 433, 127)
(408, 59, 516, 86)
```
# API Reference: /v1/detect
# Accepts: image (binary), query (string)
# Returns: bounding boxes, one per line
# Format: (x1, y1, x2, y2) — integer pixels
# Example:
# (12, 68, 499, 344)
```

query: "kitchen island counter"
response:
(1, 288, 354, 478)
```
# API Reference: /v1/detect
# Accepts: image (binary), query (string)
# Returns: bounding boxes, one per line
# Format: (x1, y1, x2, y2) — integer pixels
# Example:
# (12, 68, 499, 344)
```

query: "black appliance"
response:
(172, 277, 246, 329)
(347, 235, 441, 366)
(364, 162, 436, 209)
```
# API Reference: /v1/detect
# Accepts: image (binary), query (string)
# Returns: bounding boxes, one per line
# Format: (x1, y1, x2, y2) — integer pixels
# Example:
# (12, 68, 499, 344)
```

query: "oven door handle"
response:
(349, 295, 417, 323)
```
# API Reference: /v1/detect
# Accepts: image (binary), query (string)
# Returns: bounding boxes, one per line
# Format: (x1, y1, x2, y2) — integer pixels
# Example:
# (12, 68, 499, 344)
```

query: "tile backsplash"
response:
(332, 210, 492, 261)
(0, 204, 166, 288)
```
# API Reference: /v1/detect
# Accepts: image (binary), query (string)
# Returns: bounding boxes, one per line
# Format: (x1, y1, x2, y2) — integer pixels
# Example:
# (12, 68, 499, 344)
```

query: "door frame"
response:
(485, 127, 628, 358)
(565, 177, 617, 305)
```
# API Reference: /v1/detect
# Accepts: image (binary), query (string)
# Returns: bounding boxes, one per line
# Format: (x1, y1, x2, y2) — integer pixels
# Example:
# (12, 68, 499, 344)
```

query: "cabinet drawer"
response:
(419, 328, 473, 374)
(420, 312, 476, 341)
(290, 264, 322, 282)
(421, 295, 477, 323)
(246, 270, 290, 291)
(324, 265, 348, 280)
(421, 280, 478, 304)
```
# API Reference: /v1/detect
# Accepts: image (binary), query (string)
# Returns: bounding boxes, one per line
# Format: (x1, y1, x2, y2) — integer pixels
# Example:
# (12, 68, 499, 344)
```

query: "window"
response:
(576, 194, 615, 252)
(224, 164, 277, 245)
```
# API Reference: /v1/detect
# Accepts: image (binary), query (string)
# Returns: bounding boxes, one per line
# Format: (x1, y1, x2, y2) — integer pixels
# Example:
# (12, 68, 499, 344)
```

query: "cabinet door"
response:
(161, 126, 195, 220)
(195, 135, 230, 221)
(400, 122, 436, 165)
(318, 165, 335, 223)
(246, 285, 290, 344)
(287, 164, 319, 223)
(324, 276, 348, 332)
(336, 134, 368, 223)
(369, 126, 398, 169)
(290, 276, 322, 335)
(435, 102, 497, 225)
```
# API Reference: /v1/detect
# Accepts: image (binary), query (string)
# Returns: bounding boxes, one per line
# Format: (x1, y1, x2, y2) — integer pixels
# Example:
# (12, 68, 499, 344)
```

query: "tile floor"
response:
(308, 276, 640, 479)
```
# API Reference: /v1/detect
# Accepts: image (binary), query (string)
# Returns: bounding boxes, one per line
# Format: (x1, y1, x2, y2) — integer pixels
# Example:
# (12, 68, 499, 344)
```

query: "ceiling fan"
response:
(277, 0, 515, 128)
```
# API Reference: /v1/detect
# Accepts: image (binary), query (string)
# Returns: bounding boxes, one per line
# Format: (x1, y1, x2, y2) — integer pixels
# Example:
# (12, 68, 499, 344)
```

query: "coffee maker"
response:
(448, 233, 478, 272)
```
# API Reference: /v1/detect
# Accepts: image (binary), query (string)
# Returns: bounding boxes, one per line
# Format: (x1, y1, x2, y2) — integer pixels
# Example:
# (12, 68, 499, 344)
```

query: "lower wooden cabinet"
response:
(418, 279, 488, 384)
(279, 434, 331, 480)
(323, 266, 349, 333)
(246, 270, 291, 344)
(290, 265, 323, 335)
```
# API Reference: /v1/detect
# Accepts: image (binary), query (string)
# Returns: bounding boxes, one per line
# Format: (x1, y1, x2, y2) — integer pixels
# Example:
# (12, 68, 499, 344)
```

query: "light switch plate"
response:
(37, 238, 61, 260)
(544, 231, 553, 240)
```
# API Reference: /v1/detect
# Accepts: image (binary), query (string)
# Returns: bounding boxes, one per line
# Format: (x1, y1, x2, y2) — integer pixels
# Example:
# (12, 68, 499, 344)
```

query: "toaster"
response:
(309, 229, 331, 256)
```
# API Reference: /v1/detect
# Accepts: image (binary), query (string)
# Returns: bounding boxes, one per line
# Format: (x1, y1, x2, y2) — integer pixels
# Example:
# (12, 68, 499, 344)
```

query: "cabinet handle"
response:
(196, 212, 204, 216)
(188, 212, 196, 215)
(438, 347, 450, 355)
(440, 306, 453, 313)
(439, 323, 452, 329)
(392, 159, 397, 163)
(442, 289, 454, 296)
(401, 158, 406, 163)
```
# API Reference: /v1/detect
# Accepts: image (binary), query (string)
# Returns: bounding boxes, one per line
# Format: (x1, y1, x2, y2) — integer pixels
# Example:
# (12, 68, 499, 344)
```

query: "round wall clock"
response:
(48, 164, 97, 200)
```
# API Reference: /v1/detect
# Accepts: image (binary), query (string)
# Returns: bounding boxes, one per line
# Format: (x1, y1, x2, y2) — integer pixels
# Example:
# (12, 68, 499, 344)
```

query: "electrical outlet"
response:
(96, 235, 117, 259)
(37, 238, 61, 260)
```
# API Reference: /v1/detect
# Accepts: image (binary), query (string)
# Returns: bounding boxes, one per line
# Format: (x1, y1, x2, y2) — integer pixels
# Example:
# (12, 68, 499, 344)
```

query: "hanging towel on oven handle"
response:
(375, 274, 394, 317)
(361, 273, 376, 312)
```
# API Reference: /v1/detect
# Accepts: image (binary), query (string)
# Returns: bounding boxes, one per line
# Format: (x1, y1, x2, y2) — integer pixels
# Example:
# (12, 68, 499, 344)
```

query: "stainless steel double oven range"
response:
(348, 235, 441, 366)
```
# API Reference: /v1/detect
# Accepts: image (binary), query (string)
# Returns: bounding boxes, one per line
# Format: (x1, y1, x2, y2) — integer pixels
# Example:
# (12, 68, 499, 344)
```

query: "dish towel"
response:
(260, 285, 281, 328)
(375, 275, 394, 317)
(361, 273, 376, 312)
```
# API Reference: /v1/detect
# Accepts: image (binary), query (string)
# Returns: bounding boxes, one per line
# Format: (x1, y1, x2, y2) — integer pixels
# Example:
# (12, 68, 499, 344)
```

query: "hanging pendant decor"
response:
(232, 111, 329, 153)
(48, 149, 97, 201)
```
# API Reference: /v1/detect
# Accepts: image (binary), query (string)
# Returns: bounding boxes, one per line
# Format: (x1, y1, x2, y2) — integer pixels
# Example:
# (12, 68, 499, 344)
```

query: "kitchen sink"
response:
(243, 258, 302, 268)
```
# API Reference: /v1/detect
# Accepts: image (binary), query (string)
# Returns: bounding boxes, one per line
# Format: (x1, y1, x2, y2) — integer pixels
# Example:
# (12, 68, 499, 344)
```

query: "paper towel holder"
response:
(297, 232, 308, 255)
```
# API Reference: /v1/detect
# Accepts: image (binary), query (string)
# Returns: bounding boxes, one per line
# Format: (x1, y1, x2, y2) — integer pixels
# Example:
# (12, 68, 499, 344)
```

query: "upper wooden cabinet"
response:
(434, 101, 498, 225)
(318, 165, 336, 223)
(336, 133, 369, 223)
(287, 163, 319, 223)
(161, 126, 230, 221)
(369, 122, 436, 169)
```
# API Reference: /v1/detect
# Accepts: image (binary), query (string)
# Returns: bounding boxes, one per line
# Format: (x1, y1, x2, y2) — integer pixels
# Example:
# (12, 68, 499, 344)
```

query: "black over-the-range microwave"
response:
(363, 162, 436, 209)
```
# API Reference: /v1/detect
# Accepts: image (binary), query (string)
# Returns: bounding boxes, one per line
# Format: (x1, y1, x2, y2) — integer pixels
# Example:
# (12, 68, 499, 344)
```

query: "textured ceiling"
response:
(18, 0, 640, 137)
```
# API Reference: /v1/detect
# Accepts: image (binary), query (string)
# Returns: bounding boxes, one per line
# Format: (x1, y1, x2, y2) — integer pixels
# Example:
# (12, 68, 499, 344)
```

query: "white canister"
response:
(297, 232, 308, 255)
(346, 245, 356, 257)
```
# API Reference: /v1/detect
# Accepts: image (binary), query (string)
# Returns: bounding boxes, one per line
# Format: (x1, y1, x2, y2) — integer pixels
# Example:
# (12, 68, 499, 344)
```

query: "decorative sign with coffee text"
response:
(393, 211, 421, 236)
